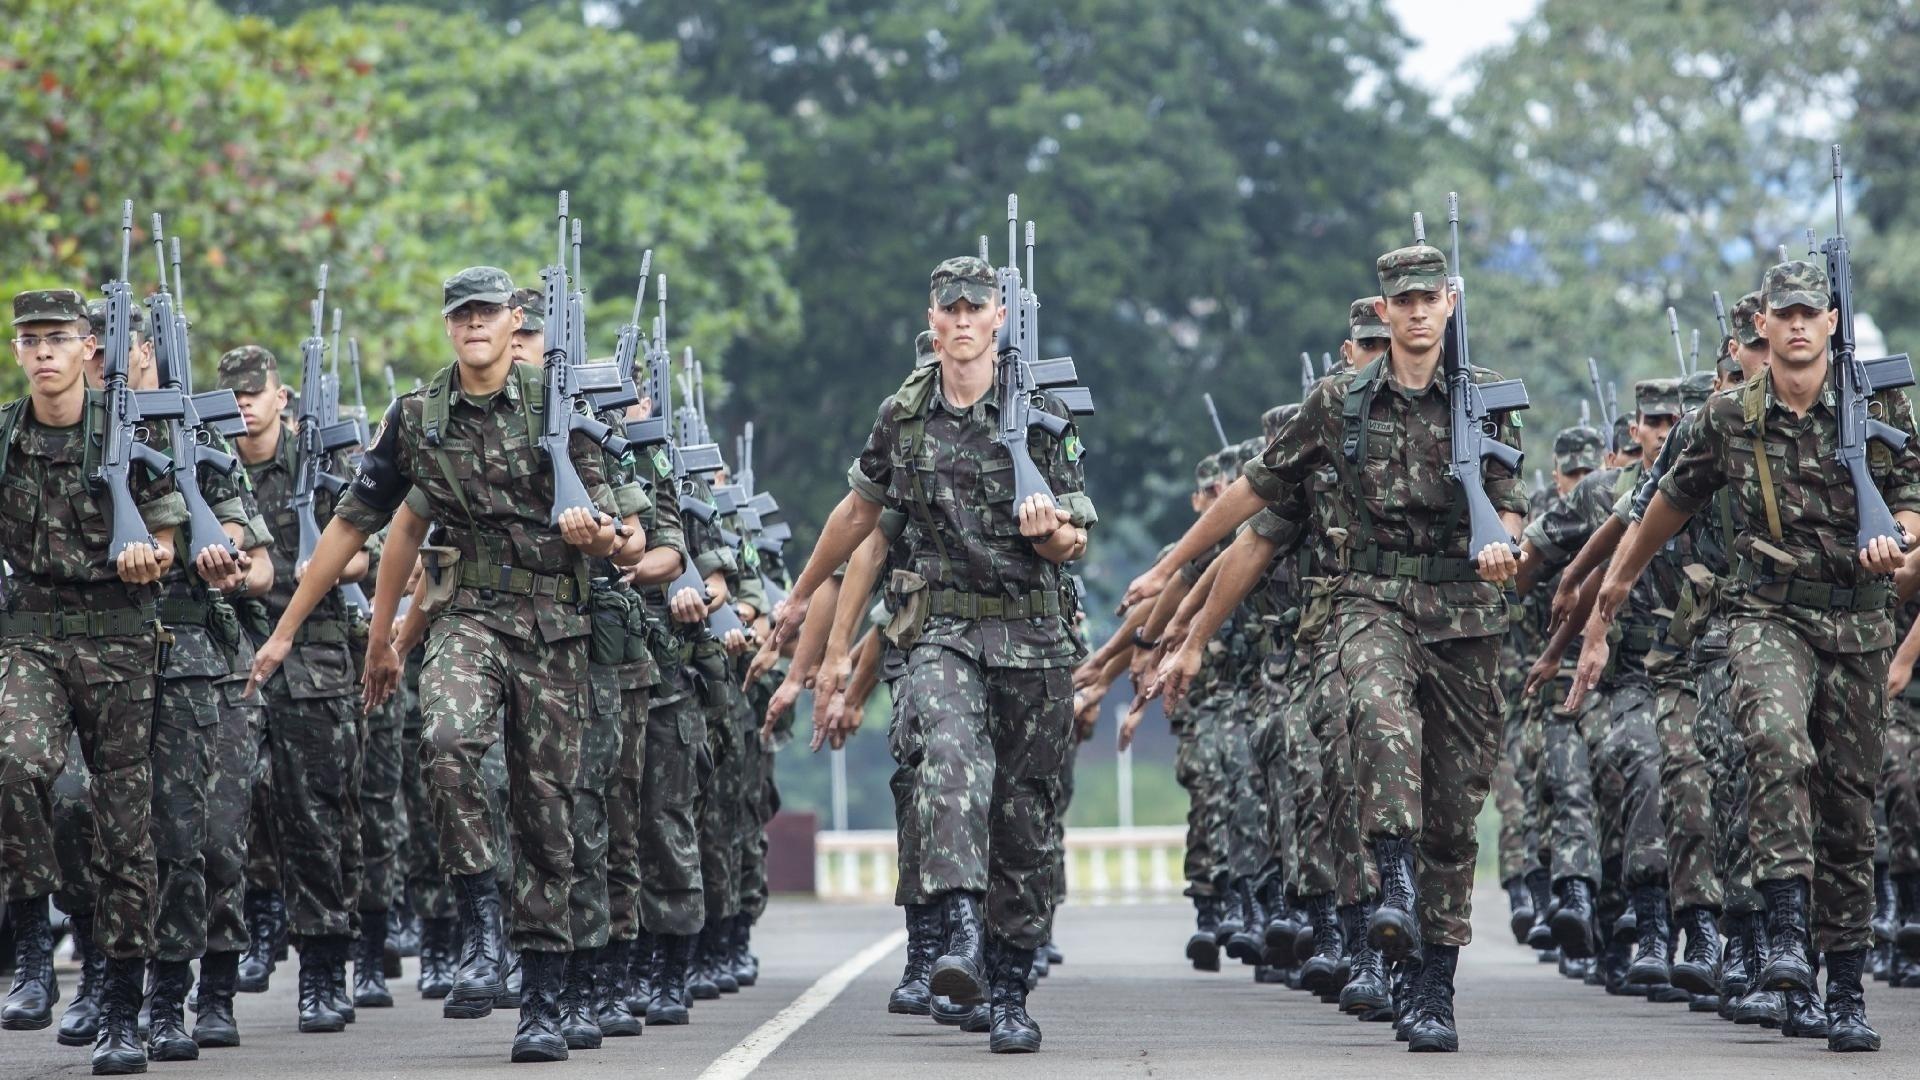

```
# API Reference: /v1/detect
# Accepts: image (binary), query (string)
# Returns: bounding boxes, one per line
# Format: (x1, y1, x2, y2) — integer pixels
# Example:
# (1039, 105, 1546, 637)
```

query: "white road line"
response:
(696, 927, 909, 1080)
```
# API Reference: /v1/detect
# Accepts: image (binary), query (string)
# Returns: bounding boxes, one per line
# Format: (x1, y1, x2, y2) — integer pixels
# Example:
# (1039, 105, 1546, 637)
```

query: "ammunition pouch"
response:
(417, 545, 462, 616)
(882, 570, 930, 650)
(589, 580, 633, 667)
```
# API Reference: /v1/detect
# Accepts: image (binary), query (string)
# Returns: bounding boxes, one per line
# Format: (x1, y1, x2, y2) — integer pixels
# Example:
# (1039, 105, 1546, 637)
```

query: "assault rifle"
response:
(1667, 307, 1689, 377)
(592, 249, 651, 414)
(1321, 352, 1334, 377)
(990, 195, 1094, 508)
(1712, 292, 1731, 352)
(1440, 192, 1528, 556)
(1585, 357, 1614, 451)
(1300, 352, 1314, 399)
(147, 214, 245, 562)
(537, 192, 631, 527)
(290, 266, 370, 612)
(95, 200, 182, 561)
(1203, 392, 1229, 449)
(1822, 144, 1915, 550)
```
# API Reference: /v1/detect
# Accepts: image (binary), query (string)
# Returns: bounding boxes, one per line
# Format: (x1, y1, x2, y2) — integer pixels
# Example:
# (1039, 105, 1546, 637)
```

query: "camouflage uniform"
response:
(0, 288, 187, 959)
(1886, 606, 1920, 882)
(848, 280, 1096, 949)
(1243, 246, 1527, 947)
(1656, 266, 1920, 951)
(206, 608, 266, 958)
(222, 348, 367, 944)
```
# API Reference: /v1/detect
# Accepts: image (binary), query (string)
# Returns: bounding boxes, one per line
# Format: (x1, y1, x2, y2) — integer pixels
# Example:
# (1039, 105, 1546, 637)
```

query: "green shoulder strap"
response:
(1612, 461, 1641, 499)
(0, 397, 29, 479)
(1329, 360, 1387, 538)
(1739, 371, 1783, 542)
(889, 364, 951, 582)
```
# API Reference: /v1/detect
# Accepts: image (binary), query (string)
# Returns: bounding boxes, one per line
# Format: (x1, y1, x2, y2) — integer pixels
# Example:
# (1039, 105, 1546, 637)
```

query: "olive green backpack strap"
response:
(0, 397, 32, 480)
(889, 365, 952, 582)
(1330, 361, 1385, 537)
(1739, 372, 1784, 542)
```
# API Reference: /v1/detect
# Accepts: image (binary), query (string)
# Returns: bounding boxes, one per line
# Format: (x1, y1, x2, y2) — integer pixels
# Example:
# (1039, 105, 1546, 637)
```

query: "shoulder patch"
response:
(1064, 435, 1083, 462)
(650, 447, 672, 477)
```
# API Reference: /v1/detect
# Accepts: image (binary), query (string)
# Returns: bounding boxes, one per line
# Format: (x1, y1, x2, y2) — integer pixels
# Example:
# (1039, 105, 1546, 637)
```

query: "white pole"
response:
(831, 746, 849, 833)
(1117, 745, 1134, 830)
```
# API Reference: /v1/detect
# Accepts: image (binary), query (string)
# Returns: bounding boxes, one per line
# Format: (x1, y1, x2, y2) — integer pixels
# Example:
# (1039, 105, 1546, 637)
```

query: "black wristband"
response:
(1131, 627, 1160, 650)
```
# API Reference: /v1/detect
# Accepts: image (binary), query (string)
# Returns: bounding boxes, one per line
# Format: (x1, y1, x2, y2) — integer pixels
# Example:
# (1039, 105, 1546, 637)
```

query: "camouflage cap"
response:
(1261, 403, 1299, 443)
(1613, 415, 1637, 454)
(1762, 260, 1830, 312)
(1349, 296, 1389, 341)
(1195, 452, 1224, 489)
(1232, 436, 1264, 466)
(216, 345, 280, 394)
(1716, 348, 1743, 378)
(929, 256, 996, 307)
(1375, 245, 1448, 297)
(83, 297, 145, 338)
(1635, 377, 1683, 418)
(914, 329, 937, 365)
(1680, 370, 1716, 410)
(511, 286, 545, 333)
(1553, 425, 1603, 475)
(1729, 289, 1765, 347)
(1213, 445, 1243, 483)
(441, 266, 515, 316)
(13, 288, 91, 327)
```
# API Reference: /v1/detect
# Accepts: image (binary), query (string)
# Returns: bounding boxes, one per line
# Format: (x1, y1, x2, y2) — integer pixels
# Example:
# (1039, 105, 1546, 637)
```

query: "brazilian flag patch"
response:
(1064, 436, 1083, 461)
(650, 447, 672, 477)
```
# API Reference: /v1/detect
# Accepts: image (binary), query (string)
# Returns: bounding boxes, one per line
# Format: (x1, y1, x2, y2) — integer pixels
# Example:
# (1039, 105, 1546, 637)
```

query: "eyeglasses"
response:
(12, 333, 89, 350)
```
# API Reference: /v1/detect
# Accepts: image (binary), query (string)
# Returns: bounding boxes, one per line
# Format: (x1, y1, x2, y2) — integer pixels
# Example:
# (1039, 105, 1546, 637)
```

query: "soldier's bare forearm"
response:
(1183, 529, 1278, 651)
(367, 505, 429, 648)
(267, 518, 374, 645)
(1159, 478, 1266, 584)
(628, 543, 685, 586)
(1560, 513, 1628, 598)
(785, 491, 882, 606)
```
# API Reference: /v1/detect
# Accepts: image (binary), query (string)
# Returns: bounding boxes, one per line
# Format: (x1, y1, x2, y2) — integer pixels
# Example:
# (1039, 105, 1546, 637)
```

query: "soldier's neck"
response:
(1768, 351, 1829, 416)
(27, 383, 86, 428)
(454, 354, 513, 398)
(236, 418, 282, 464)
(1386, 342, 1442, 390)
(939, 352, 993, 408)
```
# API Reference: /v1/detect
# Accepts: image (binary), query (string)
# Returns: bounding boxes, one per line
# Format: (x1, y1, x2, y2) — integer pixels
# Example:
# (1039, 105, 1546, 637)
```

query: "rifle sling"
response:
(1740, 375, 1785, 542)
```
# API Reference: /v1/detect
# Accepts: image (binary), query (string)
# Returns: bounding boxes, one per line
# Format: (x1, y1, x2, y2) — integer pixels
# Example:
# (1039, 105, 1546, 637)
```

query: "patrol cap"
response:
(84, 297, 145, 338)
(1680, 370, 1716, 411)
(441, 266, 515, 316)
(216, 345, 280, 394)
(1213, 445, 1243, 484)
(1349, 296, 1389, 341)
(1635, 378, 1683, 418)
(1261, 403, 1299, 443)
(511, 286, 545, 334)
(1375, 245, 1448, 297)
(1729, 290, 1765, 347)
(1762, 261, 1830, 312)
(1232, 436, 1264, 467)
(13, 288, 90, 327)
(1612, 415, 1635, 452)
(914, 329, 937, 366)
(1195, 452, 1224, 489)
(929, 256, 996, 307)
(1553, 426, 1603, 475)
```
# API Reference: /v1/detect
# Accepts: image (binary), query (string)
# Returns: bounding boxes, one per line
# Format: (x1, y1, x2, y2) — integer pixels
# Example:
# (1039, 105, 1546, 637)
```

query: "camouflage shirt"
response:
(1244, 355, 1526, 643)
(162, 433, 270, 681)
(336, 361, 616, 644)
(849, 366, 1096, 669)
(1526, 463, 1672, 663)
(1659, 368, 1920, 653)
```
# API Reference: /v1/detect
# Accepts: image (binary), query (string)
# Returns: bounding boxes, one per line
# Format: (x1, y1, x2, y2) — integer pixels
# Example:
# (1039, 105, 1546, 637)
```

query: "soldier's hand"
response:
(1476, 541, 1518, 584)
(1117, 702, 1146, 752)
(1860, 532, 1908, 576)
(1548, 569, 1583, 630)
(1017, 494, 1066, 540)
(1521, 647, 1562, 700)
(1073, 685, 1103, 738)
(362, 639, 402, 714)
(559, 507, 614, 552)
(669, 586, 707, 624)
(1889, 661, 1912, 699)
(721, 627, 750, 656)
(761, 678, 801, 743)
(1119, 563, 1169, 614)
(1156, 644, 1203, 709)
(293, 558, 308, 583)
(246, 635, 292, 699)
(743, 638, 781, 688)
(192, 543, 241, 591)
(768, 593, 810, 651)
(115, 541, 166, 586)
(812, 647, 853, 705)
(1565, 625, 1610, 711)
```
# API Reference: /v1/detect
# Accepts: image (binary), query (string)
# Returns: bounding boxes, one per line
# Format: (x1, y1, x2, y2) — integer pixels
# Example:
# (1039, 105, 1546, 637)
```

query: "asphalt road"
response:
(3, 890, 1916, 1079)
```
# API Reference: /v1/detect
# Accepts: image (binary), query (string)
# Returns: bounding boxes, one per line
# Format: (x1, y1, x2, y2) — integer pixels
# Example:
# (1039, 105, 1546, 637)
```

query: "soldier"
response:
(247, 266, 643, 1062)
(771, 255, 1094, 1053)
(1579, 260, 1920, 1053)
(1124, 245, 1527, 1052)
(0, 287, 183, 1075)
(221, 344, 373, 1034)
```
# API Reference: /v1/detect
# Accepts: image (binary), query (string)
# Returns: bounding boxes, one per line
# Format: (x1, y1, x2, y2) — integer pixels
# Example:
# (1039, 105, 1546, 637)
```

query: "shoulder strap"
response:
(516, 362, 545, 446)
(1340, 357, 1387, 465)
(889, 378, 952, 583)
(1741, 372, 1784, 542)
(421, 364, 456, 448)
(0, 398, 28, 480)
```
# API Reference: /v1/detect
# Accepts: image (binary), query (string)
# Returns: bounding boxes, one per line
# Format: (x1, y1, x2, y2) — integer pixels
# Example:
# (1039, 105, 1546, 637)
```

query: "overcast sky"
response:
(1389, 0, 1538, 105)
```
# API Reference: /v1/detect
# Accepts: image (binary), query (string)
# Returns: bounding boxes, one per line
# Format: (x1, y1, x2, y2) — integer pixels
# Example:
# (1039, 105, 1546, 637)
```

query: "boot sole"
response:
(191, 1029, 239, 1049)
(89, 1051, 148, 1075)
(888, 992, 932, 1016)
(1628, 960, 1671, 987)
(1, 1015, 52, 1030)
(1225, 934, 1262, 963)
(1368, 910, 1418, 962)
(442, 991, 497, 1019)
(562, 1032, 603, 1050)
(148, 1039, 199, 1061)
(989, 1033, 1041, 1053)
(1548, 911, 1594, 958)
(60, 1029, 99, 1047)
(510, 1037, 569, 1063)
(1830, 1033, 1882, 1052)
(419, 985, 452, 1000)
(1299, 958, 1339, 992)
(1759, 962, 1813, 993)
(1408, 1035, 1459, 1052)
(929, 961, 986, 1004)
(1670, 961, 1716, 995)
(298, 1018, 346, 1033)
(1509, 910, 1536, 945)
(599, 1018, 643, 1037)
(1185, 936, 1220, 972)
(645, 1007, 689, 1025)
(1340, 986, 1391, 1013)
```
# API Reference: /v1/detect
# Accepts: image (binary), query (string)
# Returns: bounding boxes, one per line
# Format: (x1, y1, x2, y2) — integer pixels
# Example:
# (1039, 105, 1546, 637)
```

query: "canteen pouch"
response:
(1665, 564, 1717, 650)
(882, 569, 930, 650)
(623, 591, 654, 664)
(588, 580, 630, 667)
(207, 594, 243, 652)
(417, 545, 462, 617)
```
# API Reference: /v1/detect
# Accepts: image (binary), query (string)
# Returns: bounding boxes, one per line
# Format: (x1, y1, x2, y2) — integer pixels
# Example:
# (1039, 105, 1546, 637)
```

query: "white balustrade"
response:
(811, 826, 1187, 904)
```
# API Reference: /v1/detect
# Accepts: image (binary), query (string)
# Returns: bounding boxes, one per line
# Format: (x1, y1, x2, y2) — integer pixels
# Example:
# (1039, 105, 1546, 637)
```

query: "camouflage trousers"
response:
(737, 692, 779, 922)
(1695, 646, 1758, 917)
(1050, 735, 1079, 907)
(1335, 600, 1502, 946)
(568, 666, 626, 950)
(1538, 669, 1665, 891)
(0, 635, 159, 959)
(1884, 691, 1920, 875)
(262, 674, 363, 939)
(418, 614, 587, 953)
(638, 686, 707, 936)
(1650, 650, 1723, 913)
(357, 690, 406, 914)
(1220, 691, 1267, 882)
(1727, 616, 1886, 952)
(1492, 686, 1544, 885)
(901, 644, 1073, 949)
(606, 685, 651, 942)
(1248, 674, 1290, 889)
(205, 678, 262, 954)
(1304, 639, 1370, 904)
(696, 653, 748, 926)
(1283, 663, 1336, 898)
(1172, 695, 1230, 895)
(244, 727, 278, 893)
(889, 676, 931, 906)
(397, 652, 454, 919)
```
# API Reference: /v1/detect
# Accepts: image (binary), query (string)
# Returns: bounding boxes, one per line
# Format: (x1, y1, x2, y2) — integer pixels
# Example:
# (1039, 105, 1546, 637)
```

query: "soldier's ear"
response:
(1373, 297, 1388, 322)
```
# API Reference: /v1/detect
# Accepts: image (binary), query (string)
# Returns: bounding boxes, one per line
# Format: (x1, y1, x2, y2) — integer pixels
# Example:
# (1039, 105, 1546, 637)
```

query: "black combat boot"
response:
(1213, 874, 1244, 949)
(1627, 885, 1672, 987)
(1340, 905, 1391, 1015)
(296, 938, 346, 1033)
(957, 1000, 991, 1033)
(60, 914, 104, 1046)
(731, 914, 759, 987)
(328, 942, 355, 1024)
(1368, 837, 1419, 961)
(1717, 912, 1750, 1016)
(497, 948, 524, 1009)
(235, 888, 280, 993)
(144, 959, 197, 1061)
(593, 941, 642, 1037)
(92, 957, 148, 1076)
(1186, 892, 1221, 971)
(418, 916, 456, 999)
(705, 921, 739, 993)
(445, 871, 504, 1019)
(1043, 938, 1064, 967)
(1524, 868, 1553, 950)
(1, 896, 58, 1029)
(1299, 894, 1343, 992)
(511, 950, 569, 1063)
(687, 924, 720, 1001)
(1670, 905, 1720, 995)
(1406, 943, 1459, 1052)
(1548, 877, 1596, 958)
(1262, 881, 1299, 964)
(1504, 877, 1534, 945)
(930, 993, 972, 1026)
(389, 897, 421, 959)
(987, 942, 1041, 1054)
(1391, 955, 1424, 1042)
(930, 891, 987, 1003)
(191, 950, 240, 1048)
(1758, 878, 1814, 993)
(646, 934, 692, 1026)
(889, 903, 939, 1015)
(1781, 989, 1829, 1038)
(1872, 863, 1895, 948)
(354, 909, 392, 1008)
(1896, 871, 1920, 961)
(1227, 878, 1265, 965)
(625, 930, 653, 1015)
(1601, 938, 1633, 996)
(557, 948, 602, 1050)
(1823, 949, 1879, 1052)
